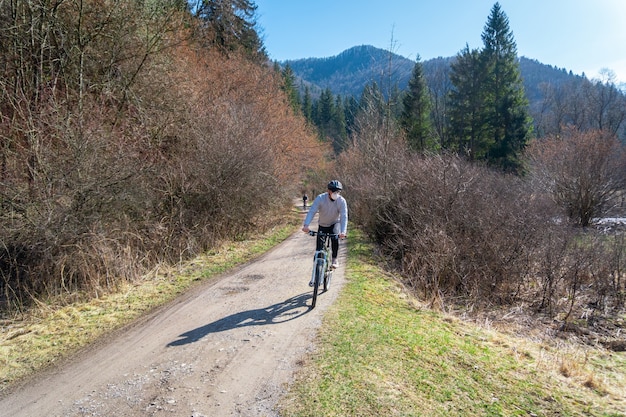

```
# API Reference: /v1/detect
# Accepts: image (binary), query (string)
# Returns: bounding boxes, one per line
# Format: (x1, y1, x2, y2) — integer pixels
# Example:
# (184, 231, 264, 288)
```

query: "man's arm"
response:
(302, 195, 320, 232)
(339, 198, 348, 237)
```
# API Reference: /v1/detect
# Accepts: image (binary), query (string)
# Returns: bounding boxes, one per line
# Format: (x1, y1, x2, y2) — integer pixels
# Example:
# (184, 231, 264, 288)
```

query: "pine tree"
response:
(196, 0, 266, 60)
(281, 64, 300, 115)
(400, 56, 434, 151)
(481, 2, 531, 172)
(448, 2, 531, 172)
(301, 85, 313, 123)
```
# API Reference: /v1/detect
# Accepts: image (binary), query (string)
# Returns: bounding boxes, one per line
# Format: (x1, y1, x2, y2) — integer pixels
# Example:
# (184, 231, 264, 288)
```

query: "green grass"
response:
(279, 230, 626, 417)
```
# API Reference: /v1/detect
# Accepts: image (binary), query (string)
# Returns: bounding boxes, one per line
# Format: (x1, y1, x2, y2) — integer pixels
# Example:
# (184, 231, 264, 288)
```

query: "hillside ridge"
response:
(282, 44, 586, 102)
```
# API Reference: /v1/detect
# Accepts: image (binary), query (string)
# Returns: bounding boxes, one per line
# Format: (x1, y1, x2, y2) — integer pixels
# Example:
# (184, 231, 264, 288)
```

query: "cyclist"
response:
(302, 180, 348, 285)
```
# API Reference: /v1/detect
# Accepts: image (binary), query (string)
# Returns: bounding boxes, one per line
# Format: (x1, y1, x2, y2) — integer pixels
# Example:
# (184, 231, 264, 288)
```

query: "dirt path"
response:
(0, 215, 345, 417)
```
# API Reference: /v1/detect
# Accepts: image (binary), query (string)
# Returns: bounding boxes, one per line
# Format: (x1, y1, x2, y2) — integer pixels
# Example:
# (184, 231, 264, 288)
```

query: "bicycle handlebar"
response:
(308, 231, 342, 238)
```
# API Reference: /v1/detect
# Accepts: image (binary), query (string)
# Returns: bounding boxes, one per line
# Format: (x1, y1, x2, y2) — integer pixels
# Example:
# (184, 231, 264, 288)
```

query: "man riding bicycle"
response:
(302, 180, 348, 285)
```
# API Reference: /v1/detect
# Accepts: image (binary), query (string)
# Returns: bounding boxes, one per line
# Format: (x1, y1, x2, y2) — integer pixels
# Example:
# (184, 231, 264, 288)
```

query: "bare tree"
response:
(528, 127, 626, 226)
(533, 73, 626, 141)
(585, 69, 626, 136)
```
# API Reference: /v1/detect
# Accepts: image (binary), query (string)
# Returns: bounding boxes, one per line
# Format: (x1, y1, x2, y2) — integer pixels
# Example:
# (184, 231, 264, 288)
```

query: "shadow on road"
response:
(167, 293, 312, 347)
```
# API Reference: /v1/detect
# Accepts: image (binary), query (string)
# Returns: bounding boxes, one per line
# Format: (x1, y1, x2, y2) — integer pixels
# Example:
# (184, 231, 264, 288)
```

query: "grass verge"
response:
(0, 217, 298, 393)
(278, 229, 626, 417)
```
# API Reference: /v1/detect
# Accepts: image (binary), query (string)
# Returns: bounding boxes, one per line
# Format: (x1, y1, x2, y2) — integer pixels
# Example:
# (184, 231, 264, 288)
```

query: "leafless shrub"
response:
(580, 233, 626, 311)
(528, 127, 626, 227)
(341, 134, 626, 316)
(340, 101, 559, 306)
(388, 155, 555, 306)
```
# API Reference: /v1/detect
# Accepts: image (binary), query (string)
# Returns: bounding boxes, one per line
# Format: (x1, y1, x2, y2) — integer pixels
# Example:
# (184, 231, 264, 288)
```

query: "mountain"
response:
(284, 45, 414, 98)
(282, 44, 586, 103)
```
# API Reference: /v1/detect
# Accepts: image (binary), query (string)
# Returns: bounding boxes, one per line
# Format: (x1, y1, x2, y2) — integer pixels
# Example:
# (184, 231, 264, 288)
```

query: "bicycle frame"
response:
(311, 247, 328, 285)
(308, 231, 337, 308)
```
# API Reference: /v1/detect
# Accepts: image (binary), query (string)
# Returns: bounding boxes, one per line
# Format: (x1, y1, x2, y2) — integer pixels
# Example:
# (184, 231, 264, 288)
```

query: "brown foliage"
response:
(0, 1, 322, 313)
(339, 116, 626, 319)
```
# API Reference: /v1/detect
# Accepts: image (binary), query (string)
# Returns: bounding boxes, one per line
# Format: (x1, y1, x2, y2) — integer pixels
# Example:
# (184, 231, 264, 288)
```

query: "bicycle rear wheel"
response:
(311, 260, 324, 308)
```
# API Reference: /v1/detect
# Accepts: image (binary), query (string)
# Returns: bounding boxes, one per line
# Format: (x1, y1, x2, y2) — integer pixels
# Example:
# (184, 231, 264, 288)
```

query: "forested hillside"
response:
(284, 44, 626, 143)
(285, 44, 587, 101)
(285, 45, 415, 98)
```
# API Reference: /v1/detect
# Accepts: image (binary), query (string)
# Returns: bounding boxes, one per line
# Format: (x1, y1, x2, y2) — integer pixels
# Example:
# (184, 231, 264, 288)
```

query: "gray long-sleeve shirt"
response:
(303, 192, 348, 234)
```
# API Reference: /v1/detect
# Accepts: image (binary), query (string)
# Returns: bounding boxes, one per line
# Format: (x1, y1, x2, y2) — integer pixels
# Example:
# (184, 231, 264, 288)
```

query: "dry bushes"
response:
(528, 128, 626, 227)
(144, 47, 321, 254)
(343, 148, 554, 306)
(340, 134, 626, 319)
(0, 91, 159, 310)
(0, 2, 323, 314)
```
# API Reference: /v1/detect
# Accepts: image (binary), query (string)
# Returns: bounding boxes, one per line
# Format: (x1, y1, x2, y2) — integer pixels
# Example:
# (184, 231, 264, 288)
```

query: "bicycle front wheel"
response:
(311, 260, 324, 308)
(323, 268, 332, 291)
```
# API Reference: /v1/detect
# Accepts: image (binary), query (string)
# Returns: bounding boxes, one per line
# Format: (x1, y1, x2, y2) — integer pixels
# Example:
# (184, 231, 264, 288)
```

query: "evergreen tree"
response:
(343, 95, 359, 139)
(196, 0, 266, 60)
(400, 56, 434, 151)
(359, 82, 386, 125)
(429, 58, 453, 149)
(332, 95, 348, 152)
(481, 2, 532, 172)
(308, 89, 350, 153)
(313, 87, 336, 143)
(448, 2, 531, 172)
(388, 84, 404, 121)
(281, 64, 300, 114)
(353, 81, 392, 145)
(449, 45, 492, 160)
(301, 85, 313, 123)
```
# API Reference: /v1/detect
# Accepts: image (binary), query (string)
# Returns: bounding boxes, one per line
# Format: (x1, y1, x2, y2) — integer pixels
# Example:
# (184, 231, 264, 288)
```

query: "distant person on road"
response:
(302, 180, 348, 271)
(302, 193, 308, 209)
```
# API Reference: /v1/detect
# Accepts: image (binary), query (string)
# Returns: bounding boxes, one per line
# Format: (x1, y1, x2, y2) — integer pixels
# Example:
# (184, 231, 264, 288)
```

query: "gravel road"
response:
(0, 216, 345, 417)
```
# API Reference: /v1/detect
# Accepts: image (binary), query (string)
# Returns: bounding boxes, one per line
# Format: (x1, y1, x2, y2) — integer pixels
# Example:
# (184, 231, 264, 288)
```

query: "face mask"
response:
(331, 192, 340, 201)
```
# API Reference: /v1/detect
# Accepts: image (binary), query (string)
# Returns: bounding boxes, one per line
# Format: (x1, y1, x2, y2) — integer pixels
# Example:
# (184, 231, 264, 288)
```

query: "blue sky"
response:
(254, 0, 626, 85)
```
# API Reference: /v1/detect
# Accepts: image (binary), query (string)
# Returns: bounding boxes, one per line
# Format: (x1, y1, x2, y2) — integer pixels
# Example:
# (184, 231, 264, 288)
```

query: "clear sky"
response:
(254, 0, 626, 86)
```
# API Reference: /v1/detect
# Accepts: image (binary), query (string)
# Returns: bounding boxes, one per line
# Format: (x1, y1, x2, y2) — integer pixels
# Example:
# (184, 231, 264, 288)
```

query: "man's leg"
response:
(329, 224, 340, 268)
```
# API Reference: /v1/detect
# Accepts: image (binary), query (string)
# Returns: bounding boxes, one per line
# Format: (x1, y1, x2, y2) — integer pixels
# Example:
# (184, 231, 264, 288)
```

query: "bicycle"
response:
(308, 230, 337, 308)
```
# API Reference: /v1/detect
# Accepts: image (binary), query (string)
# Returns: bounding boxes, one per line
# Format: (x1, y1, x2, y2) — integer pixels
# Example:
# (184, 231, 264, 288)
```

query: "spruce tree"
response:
(448, 2, 531, 172)
(343, 95, 359, 138)
(281, 64, 300, 115)
(359, 82, 386, 127)
(400, 56, 434, 151)
(196, 0, 266, 60)
(332, 95, 348, 152)
(449, 45, 492, 160)
(315, 88, 335, 140)
(301, 86, 313, 123)
(481, 2, 532, 172)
